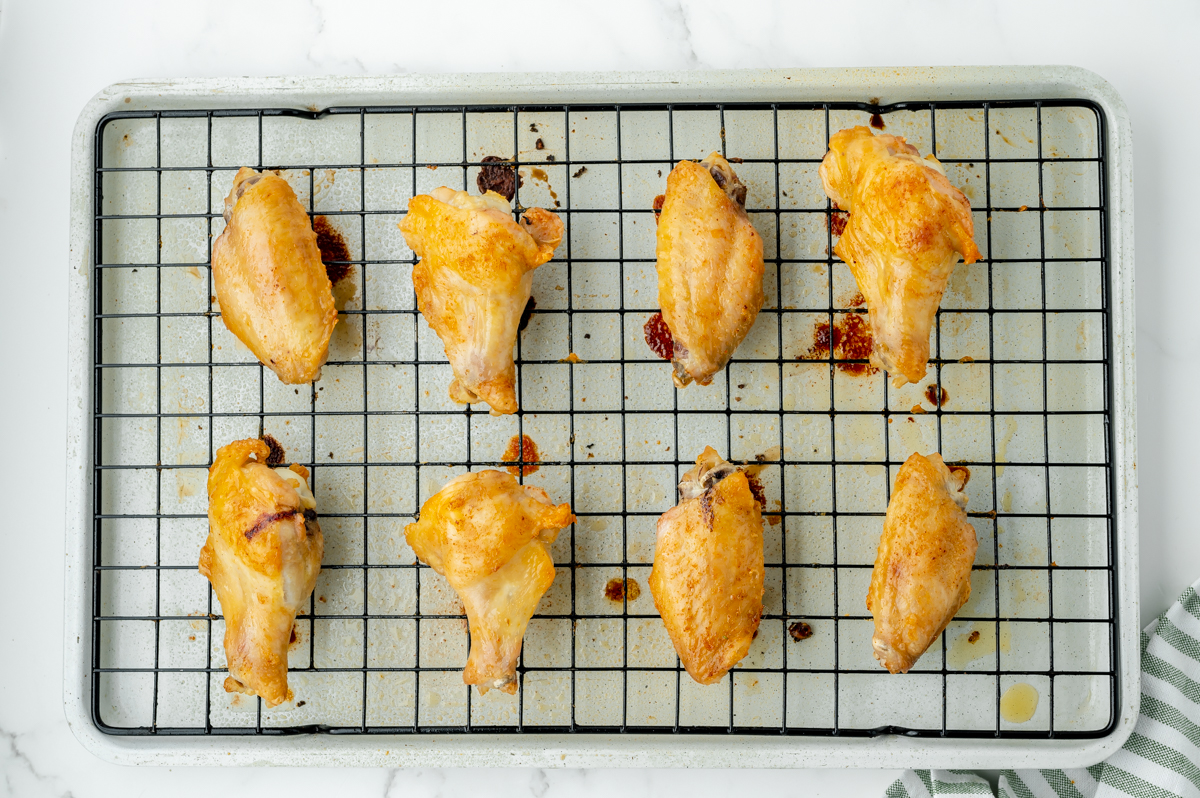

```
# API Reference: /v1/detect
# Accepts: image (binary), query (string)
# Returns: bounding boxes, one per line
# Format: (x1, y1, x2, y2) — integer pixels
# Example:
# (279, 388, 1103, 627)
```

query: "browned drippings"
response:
(968, 631, 981, 644)
(829, 201, 848, 236)
(572, 166, 588, 178)
(834, 314, 874, 375)
(477, 155, 521, 201)
(528, 167, 560, 207)
(604, 577, 641, 603)
(502, 434, 541, 477)
(746, 472, 768, 509)
(870, 113, 886, 129)
(849, 291, 866, 307)
(535, 138, 545, 150)
(644, 312, 674, 360)
(803, 313, 877, 376)
(925, 384, 949, 407)
(262, 434, 285, 465)
(652, 194, 665, 225)
(313, 216, 352, 284)
(788, 621, 814, 641)
(518, 296, 537, 332)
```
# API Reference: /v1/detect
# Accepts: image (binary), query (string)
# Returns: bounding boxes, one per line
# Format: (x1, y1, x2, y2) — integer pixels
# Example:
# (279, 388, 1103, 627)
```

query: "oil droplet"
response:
(501, 434, 540, 477)
(946, 621, 1011, 669)
(1000, 682, 1039, 723)
(604, 577, 640, 603)
(894, 411, 927, 453)
(924, 384, 949, 407)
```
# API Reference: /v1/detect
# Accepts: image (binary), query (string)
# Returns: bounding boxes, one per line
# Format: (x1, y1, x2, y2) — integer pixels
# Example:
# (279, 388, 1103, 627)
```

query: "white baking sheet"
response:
(65, 67, 1138, 768)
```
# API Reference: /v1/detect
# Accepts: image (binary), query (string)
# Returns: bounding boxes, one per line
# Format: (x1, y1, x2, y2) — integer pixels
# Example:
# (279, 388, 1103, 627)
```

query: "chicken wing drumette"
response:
(820, 127, 981, 387)
(656, 152, 766, 388)
(405, 470, 575, 694)
(212, 167, 338, 385)
(399, 188, 563, 415)
(867, 452, 977, 674)
(649, 447, 764, 684)
(199, 439, 323, 706)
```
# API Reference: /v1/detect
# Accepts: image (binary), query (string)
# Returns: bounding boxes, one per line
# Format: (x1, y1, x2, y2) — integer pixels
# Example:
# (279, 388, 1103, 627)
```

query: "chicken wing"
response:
(820, 127, 981, 387)
(656, 152, 766, 388)
(199, 439, 323, 706)
(405, 470, 575, 694)
(649, 447, 764, 684)
(212, 167, 338, 385)
(867, 452, 977, 674)
(399, 188, 563, 415)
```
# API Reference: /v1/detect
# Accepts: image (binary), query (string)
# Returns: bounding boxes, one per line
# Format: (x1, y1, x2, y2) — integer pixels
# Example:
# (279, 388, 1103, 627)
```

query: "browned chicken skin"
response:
(212, 168, 338, 385)
(867, 452, 977, 674)
(656, 153, 766, 388)
(649, 447, 764, 684)
(399, 188, 563, 415)
(405, 470, 575, 694)
(199, 439, 323, 706)
(820, 127, 980, 386)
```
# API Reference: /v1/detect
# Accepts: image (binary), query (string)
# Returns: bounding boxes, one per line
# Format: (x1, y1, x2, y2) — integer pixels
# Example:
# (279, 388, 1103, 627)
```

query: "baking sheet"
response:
(65, 67, 1138, 768)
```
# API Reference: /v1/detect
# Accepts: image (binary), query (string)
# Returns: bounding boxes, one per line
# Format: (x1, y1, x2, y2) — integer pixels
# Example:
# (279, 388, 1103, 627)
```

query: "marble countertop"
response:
(2, 1, 1195, 795)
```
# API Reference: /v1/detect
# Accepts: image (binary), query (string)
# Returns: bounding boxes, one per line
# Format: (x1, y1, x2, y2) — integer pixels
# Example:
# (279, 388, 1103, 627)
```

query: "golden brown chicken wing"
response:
(649, 447, 764, 684)
(212, 167, 338, 385)
(656, 152, 766, 388)
(405, 470, 574, 694)
(199, 439, 323, 706)
(867, 452, 977, 674)
(820, 127, 981, 387)
(399, 188, 563, 415)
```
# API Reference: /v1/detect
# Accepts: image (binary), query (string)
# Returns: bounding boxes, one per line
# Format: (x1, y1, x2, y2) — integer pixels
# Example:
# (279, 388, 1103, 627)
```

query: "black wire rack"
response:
(90, 98, 1116, 740)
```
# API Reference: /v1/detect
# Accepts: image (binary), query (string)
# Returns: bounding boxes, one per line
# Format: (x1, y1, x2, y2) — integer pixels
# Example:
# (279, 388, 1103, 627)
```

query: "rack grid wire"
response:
(90, 98, 1116, 740)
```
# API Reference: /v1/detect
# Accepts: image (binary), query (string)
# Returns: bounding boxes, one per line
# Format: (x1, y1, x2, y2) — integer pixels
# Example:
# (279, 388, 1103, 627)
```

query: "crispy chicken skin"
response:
(656, 153, 766, 388)
(820, 127, 981, 387)
(399, 188, 563, 415)
(867, 452, 977, 674)
(199, 439, 323, 706)
(212, 167, 338, 385)
(405, 470, 575, 694)
(649, 447, 764, 684)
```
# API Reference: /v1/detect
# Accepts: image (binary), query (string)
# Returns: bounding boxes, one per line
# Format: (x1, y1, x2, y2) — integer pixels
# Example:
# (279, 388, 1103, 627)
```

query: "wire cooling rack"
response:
(91, 98, 1115, 740)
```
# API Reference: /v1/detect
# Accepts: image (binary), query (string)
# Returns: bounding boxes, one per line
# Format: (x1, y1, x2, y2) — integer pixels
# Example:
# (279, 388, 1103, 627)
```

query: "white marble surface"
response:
(1, 0, 1196, 794)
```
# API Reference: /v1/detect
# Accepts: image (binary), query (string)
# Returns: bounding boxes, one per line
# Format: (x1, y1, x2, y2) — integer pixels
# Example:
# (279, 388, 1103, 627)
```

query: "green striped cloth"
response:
(885, 578, 1200, 798)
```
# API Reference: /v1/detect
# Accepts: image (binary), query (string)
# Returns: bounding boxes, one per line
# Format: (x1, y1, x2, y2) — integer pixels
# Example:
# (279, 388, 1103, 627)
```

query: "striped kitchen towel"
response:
(884, 577, 1200, 798)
